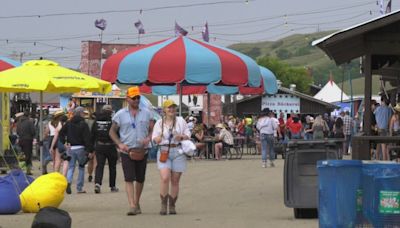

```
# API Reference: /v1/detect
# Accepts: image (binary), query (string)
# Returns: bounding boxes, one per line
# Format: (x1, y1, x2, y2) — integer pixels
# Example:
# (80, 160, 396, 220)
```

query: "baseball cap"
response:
(163, 99, 177, 108)
(73, 106, 85, 116)
(127, 86, 141, 98)
(15, 112, 24, 118)
(102, 105, 113, 111)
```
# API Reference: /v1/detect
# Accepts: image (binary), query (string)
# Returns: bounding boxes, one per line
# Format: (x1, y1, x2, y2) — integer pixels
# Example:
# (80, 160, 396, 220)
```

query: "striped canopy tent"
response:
(137, 66, 278, 96)
(102, 36, 261, 88)
(101, 36, 280, 116)
(0, 57, 21, 71)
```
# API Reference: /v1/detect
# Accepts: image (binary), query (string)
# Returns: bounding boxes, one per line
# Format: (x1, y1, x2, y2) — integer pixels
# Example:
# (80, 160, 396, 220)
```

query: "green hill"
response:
(228, 31, 361, 85)
(341, 75, 393, 96)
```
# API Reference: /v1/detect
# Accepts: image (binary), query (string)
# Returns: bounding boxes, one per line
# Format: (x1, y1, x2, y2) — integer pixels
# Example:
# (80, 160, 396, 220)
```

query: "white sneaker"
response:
(269, 161, 275, 167)
(262, 161, 267, 168)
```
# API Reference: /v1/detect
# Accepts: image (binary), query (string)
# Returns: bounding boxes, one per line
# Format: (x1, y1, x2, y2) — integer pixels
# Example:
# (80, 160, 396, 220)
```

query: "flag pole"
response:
(207, 93, 211, 127)
(100, 30, 103, 64)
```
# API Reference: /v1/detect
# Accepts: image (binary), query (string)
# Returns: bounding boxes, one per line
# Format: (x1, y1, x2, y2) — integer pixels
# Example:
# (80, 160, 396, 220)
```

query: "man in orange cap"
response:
(109, 86, 155, 216)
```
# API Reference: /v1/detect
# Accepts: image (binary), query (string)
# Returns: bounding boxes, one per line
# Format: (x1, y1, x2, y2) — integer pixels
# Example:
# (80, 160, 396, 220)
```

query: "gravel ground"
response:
(0, 156, 318, 228)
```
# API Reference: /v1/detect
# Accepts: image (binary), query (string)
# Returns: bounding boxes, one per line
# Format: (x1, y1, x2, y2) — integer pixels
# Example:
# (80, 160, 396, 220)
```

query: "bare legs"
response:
(125, 181, 144, 208)
(159, 168, 182, 215)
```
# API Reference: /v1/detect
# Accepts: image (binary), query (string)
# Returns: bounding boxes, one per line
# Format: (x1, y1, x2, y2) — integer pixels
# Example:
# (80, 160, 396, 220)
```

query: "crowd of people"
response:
(8, 88, 400, 216)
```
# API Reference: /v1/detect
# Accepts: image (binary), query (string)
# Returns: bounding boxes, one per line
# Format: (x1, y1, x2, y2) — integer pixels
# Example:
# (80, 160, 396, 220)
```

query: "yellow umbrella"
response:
(0, 60, 111, 93)
(0, 60, 112, 173)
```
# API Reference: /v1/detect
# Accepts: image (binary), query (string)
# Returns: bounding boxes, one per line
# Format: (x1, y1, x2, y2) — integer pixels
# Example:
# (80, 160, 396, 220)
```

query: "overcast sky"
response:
(0, 0, 397, 68)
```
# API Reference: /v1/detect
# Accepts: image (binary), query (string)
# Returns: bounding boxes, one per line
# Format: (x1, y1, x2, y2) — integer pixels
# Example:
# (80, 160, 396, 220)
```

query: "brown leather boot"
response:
(169, 195, 178, 215)
(160, 195, 168, 215)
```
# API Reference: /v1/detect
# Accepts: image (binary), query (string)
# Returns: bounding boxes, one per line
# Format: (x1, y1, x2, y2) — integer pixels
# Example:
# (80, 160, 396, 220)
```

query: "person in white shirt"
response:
(48, 110, 64, 172)
(187, 116, 195, 133)
(152, 100, 191, 215)
(256, 108, 278, 168)
(214, 123, 234, 160)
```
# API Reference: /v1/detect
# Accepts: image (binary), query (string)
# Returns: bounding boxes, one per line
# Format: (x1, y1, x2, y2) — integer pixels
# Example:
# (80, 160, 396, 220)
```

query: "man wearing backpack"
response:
(92, 105, 119, 194)
(59, 107, 93, 194)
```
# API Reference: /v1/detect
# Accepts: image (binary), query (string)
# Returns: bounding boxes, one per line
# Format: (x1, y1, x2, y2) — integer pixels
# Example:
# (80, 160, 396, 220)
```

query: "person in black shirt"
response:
(92, 105, 119, 194)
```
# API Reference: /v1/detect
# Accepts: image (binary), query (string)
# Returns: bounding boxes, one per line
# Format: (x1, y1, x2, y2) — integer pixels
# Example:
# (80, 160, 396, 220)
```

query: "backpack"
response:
(31, 207, 71, 228)
(95, 119, 112, 142)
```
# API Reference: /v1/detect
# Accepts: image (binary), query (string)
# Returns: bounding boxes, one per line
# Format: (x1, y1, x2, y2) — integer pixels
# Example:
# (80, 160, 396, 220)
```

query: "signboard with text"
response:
(261, 94, 300, 114)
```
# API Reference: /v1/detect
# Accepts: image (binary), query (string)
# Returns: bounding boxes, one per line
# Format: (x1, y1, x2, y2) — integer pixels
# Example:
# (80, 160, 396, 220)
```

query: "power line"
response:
(0, 0, 253, 19)
(0, 1, 377, 44)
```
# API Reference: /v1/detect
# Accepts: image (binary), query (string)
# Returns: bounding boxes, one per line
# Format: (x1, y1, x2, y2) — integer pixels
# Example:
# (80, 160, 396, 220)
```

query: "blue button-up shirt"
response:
(374, 105, 392, 130)
(112, 107, 153, 148)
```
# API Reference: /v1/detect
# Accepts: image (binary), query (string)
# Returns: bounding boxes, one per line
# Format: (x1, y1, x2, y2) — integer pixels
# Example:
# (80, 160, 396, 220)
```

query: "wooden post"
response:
(364, 54, 372, 136)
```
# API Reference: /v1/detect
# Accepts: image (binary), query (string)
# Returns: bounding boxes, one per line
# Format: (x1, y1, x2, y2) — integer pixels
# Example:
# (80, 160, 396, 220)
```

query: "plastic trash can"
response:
(362, 162, 400, 227)
(284, 140, 340, 219)
(317, 160, 363, 228)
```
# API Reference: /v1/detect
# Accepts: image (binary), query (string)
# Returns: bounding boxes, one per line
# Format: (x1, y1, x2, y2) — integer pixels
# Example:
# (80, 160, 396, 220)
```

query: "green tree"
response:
(257, 56, 312, 94)
(276, 48, 292, 59)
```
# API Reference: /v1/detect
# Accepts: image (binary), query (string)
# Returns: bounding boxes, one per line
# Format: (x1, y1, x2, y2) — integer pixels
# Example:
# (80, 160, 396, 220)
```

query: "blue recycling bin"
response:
(362, 163, 400, 227)
(317, 160, 363, 228)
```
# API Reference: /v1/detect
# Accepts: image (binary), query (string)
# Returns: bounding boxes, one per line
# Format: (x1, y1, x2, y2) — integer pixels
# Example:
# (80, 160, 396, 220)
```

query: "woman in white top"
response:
(48, 110, 63, 172)
(152, 100, 191, 215)
(48, 110, 69, 175)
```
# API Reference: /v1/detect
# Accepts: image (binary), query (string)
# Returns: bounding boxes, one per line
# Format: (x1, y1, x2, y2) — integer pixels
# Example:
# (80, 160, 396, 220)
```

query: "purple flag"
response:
(134, 20, 145, 34)
(202, 22, 209, 42)
(95, 19, 107, 31)
(175, 22, 188, 36)
(385, 0, 392, 14)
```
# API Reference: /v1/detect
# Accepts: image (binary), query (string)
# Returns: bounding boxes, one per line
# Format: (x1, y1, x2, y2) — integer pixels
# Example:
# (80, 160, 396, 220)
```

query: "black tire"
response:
(1, 170, 7, 174)
(294, 208, 302, 219)
(294, 208, 318, 219)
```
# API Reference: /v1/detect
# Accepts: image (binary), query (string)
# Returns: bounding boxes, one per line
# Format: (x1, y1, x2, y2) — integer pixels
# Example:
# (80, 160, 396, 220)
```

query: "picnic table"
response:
(202, 136, 245, 160)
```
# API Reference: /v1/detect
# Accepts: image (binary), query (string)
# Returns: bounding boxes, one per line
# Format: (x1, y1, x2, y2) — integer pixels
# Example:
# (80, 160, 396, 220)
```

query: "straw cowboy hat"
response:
(53, 110, 65, 118)
(394, 103, 400, 112)
(216, 123, 225, 129)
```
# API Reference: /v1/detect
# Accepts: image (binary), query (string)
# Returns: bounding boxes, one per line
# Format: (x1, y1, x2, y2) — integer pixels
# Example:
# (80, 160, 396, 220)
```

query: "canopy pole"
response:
(39, 91, 44, 174)
(207, 93, 211, 127)
(348, 63, 354, 117)
(179, 86, 183, 116)
(364, 54, 372, 136)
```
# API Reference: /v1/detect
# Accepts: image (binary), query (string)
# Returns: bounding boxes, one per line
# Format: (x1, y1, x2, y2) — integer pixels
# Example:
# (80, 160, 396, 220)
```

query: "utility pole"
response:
(19, 52, 25, 62)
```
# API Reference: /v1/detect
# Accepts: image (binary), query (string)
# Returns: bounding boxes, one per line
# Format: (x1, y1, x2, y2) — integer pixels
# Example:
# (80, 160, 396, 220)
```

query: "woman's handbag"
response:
(159, 118, 175, 163)
(128, 148, 146, 161)
(159, 149, 169, 163)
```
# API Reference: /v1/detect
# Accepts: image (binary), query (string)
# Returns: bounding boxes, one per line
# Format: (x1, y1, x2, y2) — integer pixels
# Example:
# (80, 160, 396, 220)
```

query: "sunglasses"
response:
(130, 96, 141, 100)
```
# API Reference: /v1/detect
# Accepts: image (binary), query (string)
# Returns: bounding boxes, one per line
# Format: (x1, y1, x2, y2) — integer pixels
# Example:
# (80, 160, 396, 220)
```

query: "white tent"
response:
(314, 80, 349, 103)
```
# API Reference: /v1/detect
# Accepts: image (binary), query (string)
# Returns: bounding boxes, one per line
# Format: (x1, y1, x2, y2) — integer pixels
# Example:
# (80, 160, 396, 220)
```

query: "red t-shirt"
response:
(288, 122, 302, 134)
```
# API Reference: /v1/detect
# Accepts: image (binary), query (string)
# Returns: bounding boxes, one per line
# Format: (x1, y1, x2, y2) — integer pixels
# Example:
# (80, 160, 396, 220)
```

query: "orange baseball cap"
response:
(127, 86, 141, 98)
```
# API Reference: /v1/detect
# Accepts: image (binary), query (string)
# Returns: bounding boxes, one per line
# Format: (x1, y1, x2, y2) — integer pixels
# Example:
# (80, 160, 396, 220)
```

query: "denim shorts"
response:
(157, 147, 187, 173)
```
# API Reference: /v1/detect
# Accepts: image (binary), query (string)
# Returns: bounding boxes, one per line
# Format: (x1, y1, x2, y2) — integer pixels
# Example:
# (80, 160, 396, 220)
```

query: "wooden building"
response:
(313, 10, 400, 159)
(233, 86, 337, 117)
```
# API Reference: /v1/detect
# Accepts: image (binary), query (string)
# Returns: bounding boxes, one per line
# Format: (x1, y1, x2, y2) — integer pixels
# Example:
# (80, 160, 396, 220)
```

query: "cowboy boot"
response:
(160, 195, 168, 215)
(169, 195, 178, 215)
